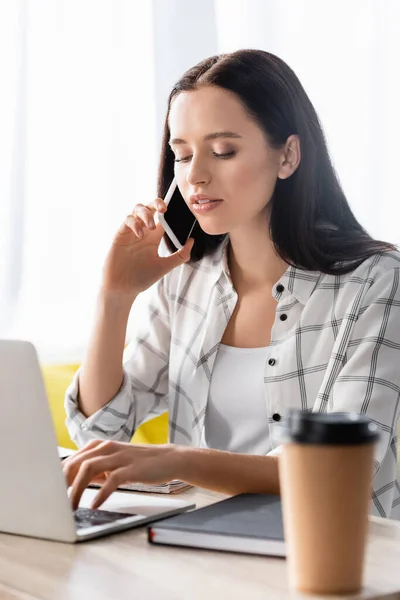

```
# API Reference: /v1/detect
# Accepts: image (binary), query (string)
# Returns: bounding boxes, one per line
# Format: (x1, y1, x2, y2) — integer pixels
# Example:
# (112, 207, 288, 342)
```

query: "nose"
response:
(186, 155, 210, 187)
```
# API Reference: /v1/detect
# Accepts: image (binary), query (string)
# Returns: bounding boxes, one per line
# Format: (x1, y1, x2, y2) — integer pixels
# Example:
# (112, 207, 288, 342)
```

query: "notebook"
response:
(57, 446, 193, 494)
(148, 493, 286, 556)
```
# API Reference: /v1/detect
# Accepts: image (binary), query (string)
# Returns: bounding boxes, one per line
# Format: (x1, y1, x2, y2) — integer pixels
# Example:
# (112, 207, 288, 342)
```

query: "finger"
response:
(91, 467, 131, 509)
(62, 439, 103, 478)
(74, 440, 104, 456)
(134, 202, 157, 215)
(154, 199, 167, 213)
(137, 199, 166, 214)
(178, 237, 195, 262)
(153, 200, 166, 225)
(63, 441, 115, 487)
(63, 441, 117, 487)
(78, 439, 103, 453)
(69, 455, 122, 510)
(90, 472, 108, 485)
(160, 237, 195, 273)
(124, 214, 145, 239)
(127, 212, 146, 232)
(134, 206, 156, 230)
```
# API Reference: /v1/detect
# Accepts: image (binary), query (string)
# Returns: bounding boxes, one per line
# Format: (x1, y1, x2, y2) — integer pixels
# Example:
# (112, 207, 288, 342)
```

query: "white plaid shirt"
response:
(65, 237, 400, 518)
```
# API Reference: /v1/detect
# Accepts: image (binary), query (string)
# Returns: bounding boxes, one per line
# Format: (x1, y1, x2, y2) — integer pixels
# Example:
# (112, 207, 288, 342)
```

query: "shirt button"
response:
(272, 413, 281, 422)
(280, 314, 287, 321)
(268, 358, 276, 366)
(276, 284, 284, 294)
(80, 423, 88, 430)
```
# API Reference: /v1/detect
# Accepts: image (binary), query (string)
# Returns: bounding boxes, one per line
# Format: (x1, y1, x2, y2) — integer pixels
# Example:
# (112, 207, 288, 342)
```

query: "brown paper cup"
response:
(278, 411, 379, 595)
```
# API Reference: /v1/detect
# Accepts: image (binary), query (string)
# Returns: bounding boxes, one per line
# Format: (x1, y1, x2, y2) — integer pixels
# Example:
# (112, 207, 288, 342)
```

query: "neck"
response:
(227, 220, 288, 291)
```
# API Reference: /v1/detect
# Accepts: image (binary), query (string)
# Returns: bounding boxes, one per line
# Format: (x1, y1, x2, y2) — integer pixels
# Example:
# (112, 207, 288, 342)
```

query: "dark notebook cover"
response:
(148, 493, 285, 556)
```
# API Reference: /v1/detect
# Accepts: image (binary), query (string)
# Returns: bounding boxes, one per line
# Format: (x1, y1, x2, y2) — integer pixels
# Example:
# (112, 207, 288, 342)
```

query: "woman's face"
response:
(168, 85, 285, 236)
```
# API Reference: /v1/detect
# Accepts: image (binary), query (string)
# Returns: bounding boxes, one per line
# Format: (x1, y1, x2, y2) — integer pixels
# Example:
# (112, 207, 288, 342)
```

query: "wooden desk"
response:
(0, 488, 399, 600)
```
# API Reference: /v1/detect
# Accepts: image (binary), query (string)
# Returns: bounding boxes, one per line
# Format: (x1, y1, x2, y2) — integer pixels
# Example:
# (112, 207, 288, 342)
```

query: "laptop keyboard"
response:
(74, 507, 136, 530)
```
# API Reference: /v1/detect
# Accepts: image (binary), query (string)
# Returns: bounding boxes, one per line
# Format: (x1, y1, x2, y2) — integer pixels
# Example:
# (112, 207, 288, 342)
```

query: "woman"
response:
(64, 49, 400, 518)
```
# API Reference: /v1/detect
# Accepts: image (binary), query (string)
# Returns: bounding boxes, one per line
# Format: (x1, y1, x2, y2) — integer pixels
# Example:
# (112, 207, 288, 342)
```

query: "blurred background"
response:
(1, 0, 399, 364)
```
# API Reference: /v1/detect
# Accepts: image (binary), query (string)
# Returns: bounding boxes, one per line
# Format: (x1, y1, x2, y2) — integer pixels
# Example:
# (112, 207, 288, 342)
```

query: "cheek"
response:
(228, 155, 277, 198)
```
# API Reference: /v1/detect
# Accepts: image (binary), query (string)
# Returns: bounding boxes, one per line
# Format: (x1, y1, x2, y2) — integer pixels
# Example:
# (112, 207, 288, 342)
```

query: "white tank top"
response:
(200, 343, 270, 455)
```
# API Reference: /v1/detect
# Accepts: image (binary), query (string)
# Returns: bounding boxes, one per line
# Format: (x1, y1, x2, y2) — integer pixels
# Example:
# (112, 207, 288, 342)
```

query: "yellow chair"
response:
(41, 364, 168, 449)
(41, 365, 400, 481)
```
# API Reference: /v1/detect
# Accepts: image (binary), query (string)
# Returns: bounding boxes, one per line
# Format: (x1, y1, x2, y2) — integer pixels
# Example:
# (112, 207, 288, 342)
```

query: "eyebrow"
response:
(168, 131, 243, 145)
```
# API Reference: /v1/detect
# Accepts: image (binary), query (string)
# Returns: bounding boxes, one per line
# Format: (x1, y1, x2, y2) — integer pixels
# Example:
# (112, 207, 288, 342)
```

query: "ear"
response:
(278, 135, 301, 180)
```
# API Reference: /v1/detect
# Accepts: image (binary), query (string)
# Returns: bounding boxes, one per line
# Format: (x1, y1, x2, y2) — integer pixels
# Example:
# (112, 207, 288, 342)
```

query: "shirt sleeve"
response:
(321, 267, 400, 477)
(64, 276, 170, 448)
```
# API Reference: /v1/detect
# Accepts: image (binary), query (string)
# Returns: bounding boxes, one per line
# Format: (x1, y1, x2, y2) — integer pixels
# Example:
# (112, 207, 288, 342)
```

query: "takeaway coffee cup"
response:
(279, 410, 380, 595)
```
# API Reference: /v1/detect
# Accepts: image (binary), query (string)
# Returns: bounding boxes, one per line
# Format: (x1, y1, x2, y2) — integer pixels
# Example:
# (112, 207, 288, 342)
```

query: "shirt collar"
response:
(275, 265, 322, 305)
(204, 235, 231, 286)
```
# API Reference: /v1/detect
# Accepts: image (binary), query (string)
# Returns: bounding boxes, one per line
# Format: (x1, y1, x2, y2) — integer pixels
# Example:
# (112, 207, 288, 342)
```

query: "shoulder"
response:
(338, 251, 400, 307)
(313, 251, 400, 290)
(346, 251, 400, 287)
(302, 251, 400, 311)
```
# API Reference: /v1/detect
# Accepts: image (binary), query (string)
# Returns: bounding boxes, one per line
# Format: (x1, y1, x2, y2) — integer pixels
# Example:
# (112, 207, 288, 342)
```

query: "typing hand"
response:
(62, 439, 182, 510)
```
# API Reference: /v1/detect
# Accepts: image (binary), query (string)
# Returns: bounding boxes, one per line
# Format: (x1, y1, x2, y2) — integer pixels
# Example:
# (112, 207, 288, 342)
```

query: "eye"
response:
(213, 151, 236, 160)
(174, 151, 236, 163)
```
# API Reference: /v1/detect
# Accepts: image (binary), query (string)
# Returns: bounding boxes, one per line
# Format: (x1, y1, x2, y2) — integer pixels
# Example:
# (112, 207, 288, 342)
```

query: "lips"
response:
(191, 199, 223, 214)
(190, 194, 222, 205)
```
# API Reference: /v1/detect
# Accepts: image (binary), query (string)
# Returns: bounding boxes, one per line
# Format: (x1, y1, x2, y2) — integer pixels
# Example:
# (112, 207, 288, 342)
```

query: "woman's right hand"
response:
(101, 198, 194, 300)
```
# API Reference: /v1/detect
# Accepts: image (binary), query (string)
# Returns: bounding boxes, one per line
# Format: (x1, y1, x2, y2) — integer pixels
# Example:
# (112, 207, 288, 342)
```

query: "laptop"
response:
(0, 339, 195, 542)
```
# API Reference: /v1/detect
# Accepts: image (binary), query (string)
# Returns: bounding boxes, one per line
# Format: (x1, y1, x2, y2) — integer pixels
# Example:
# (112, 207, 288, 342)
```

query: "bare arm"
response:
(177, 446, 280, 496)
(74, 196, 193, 419)
(77, 291, 136, 418)
(64, 442, 281, 509)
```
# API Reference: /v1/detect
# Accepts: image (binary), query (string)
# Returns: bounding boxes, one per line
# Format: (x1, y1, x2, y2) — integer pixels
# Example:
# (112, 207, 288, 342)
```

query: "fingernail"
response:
(149, 219, 155, 229)
(138, 229, 144, 238)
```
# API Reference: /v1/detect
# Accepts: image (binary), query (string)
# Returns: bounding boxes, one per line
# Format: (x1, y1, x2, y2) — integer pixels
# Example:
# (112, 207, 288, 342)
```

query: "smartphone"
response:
(158, 177, 197, 250)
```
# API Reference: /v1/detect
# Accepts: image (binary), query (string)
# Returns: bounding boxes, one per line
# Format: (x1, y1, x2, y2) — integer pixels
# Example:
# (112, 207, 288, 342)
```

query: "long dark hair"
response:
(157, 49, 395, 275)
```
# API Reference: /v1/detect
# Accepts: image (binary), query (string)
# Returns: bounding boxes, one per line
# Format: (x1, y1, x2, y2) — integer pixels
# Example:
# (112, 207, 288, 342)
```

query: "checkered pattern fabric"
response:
(65, 237, 400, 518)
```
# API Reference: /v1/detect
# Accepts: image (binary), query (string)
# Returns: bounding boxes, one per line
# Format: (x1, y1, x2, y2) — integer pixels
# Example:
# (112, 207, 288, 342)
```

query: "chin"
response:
(198, 223, 229, 236)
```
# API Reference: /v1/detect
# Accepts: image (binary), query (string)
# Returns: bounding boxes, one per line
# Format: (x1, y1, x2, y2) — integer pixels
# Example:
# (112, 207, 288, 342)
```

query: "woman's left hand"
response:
(62, 439, 184, 510)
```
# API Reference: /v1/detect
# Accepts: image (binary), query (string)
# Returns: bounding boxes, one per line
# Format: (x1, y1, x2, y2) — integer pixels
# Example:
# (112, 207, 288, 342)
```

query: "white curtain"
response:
(1, 0, 399, 363)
